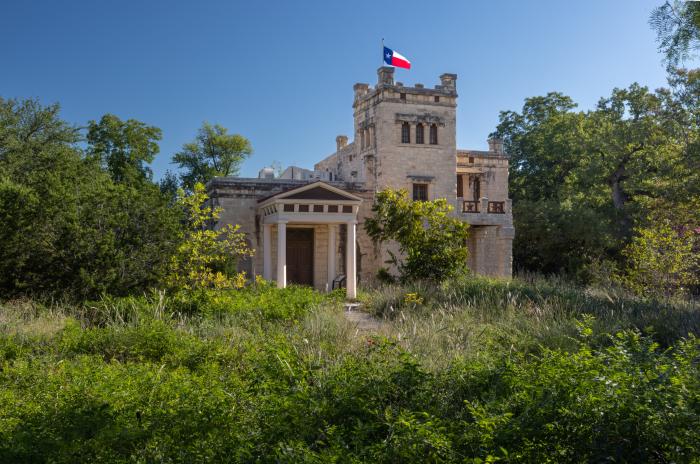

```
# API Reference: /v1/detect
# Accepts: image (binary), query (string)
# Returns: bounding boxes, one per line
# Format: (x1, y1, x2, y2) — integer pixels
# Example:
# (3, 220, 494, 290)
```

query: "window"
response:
(469, 156, 474, 163)
(472, 177, 481, 201)
(400, 93, 406, 101)
(434, 96, 440, 103)
(401, 122, 410, 143)
(415, 123, 424, 144)
(413, 183, 428, 201)
(429, 124, 438, 145)
(457, 175, 463, 197)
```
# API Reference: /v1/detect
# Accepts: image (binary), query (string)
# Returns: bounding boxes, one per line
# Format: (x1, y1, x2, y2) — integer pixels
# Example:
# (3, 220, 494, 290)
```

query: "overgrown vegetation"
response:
(1, 277, 698, 463)
(365, 188, 469, 282)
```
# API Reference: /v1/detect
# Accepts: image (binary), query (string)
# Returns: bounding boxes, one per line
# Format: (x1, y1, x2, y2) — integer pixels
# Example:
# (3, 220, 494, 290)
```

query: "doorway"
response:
(286, 228, 314, 286)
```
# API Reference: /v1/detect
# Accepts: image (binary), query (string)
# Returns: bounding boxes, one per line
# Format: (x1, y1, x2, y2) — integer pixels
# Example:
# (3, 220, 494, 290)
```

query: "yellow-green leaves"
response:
(166, 183, 253, 290)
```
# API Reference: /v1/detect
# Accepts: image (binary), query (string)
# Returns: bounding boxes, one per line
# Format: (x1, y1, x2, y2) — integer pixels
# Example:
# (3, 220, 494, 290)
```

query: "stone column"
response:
(327, 224, 337, 290)
(346, 220, 357, 299)
(276, 221, 287, 288)
(263, 224, 272, 280)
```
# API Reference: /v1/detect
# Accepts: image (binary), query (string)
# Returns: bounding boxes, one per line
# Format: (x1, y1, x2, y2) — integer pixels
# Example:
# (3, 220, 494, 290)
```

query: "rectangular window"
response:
(401, 122, 410, 143)
(412, 184, 428, 201)
(327, 205, 338, 213)
(400, 93, 406, 101)
(342, 205, 353, 213)
(457, 175, 463, 197)
(298, 204, 309, 212)
(434, 96, 440, 102)
(429, 124, 438, 145)
(416, 124, 424, 144)
(313, 205, 324, 212)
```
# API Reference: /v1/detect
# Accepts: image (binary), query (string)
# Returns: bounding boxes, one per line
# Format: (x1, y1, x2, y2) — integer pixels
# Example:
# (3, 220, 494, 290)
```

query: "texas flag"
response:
(383, 46, 411, 69)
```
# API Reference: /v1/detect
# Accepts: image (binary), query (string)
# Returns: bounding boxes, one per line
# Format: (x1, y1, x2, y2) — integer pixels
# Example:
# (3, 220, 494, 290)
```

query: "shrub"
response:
(364, 188, 469, 282)
(165, 183, 253, 291)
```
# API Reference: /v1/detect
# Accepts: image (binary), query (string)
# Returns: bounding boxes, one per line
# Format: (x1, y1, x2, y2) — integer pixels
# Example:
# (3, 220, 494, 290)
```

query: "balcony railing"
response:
(462, 200, 507, 214)
(462, 200, 479, 213)
(487, 201, 505, 214)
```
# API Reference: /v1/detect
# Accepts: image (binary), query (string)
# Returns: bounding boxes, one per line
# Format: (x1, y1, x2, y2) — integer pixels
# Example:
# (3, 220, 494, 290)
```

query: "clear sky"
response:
(1, 0, 681, 179)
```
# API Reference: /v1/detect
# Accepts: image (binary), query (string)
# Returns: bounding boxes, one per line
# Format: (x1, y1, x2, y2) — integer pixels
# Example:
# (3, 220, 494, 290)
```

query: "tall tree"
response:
(86, 114, 162, 184)
(493, 80, 698, 279)
(650, 1, 700, 69)
(173, 122, 252, 191)
(0, 99, 181, 299)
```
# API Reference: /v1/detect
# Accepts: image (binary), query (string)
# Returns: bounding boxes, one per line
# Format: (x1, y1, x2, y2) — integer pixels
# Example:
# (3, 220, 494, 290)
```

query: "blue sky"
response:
(1, 0, 680, 179)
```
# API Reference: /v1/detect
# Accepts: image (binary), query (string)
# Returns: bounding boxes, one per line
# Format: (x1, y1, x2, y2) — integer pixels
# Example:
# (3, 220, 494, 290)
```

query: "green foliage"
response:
(173, 122, 253, 192)
(619, 219, 699, 297)
(364, 188, 469, 282)
(495, 74, 700, 284)
(650, 0, 700, 69)
(0, 98, 181, 299)
(166, 183, 253, 290)
(86, 113, 162, 184)
(0, 288, 698, 463)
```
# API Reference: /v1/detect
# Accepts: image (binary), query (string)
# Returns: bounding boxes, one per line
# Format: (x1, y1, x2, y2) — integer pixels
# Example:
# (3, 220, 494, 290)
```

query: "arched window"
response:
(429, 124, 438, 145)
(415, 123, 424, 144)
(401, 122, 410, 143)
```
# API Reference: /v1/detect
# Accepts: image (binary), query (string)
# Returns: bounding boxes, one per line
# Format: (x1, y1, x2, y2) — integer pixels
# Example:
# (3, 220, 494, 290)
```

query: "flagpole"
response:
(381, 38, 384, 66)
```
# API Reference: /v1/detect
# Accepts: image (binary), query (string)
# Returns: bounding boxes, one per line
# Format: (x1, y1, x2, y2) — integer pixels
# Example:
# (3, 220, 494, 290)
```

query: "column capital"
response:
(276, 220, 288, 225)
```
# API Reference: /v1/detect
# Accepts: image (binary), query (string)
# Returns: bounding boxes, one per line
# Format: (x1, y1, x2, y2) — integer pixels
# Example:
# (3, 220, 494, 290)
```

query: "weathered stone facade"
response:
(208, 67, 514, 292)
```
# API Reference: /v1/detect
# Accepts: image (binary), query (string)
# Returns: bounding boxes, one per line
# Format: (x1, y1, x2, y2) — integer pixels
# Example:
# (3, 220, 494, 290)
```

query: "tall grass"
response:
(359, 273, 700, 367)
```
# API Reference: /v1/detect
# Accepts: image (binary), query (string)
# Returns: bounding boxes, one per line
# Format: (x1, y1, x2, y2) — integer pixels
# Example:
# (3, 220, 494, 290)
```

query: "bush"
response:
(364, 188, 469, 282)
(0, 313, 698, 463)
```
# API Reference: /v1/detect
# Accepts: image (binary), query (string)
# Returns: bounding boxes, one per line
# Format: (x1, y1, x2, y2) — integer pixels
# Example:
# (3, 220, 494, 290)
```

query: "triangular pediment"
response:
(259, 181, 361, 204)
(284, 186, 352, 201)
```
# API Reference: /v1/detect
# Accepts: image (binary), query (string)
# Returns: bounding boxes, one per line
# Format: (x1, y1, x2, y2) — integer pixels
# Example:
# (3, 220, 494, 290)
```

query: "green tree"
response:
(650, 0, 700, 68)
(86, 114, 162, 184)
(364, 188, 469, 282)
(166, 183, 253, 290)
(493, 80, 697, 280)
(0, 98, 181, 299)
(173, 122, 252, 192)
(619, 219, 699, 297)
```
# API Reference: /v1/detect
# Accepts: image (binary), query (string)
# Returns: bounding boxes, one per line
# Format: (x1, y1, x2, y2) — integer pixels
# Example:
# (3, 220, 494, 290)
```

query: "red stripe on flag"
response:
(391, 56, 411, 69)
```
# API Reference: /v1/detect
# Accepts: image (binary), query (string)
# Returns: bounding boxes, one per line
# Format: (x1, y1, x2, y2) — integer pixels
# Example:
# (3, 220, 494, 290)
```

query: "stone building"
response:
(208, 67, 514, 298)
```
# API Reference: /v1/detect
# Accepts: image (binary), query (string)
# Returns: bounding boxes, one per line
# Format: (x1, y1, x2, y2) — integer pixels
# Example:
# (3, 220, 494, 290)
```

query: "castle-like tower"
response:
(315, 67, 513, 277)
(316, 67, 457, 199)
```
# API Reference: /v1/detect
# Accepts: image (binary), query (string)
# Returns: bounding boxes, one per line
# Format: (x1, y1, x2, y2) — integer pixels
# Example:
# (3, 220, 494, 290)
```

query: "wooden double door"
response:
(286, 228, 314, 287)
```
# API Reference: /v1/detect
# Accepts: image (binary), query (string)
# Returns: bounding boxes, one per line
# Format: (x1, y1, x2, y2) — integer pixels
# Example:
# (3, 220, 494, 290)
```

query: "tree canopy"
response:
(173, 122, 252, 192)
(86, 114, 162, 184)
(0, 98, 181, 299)
(650, 0, 700, 68)
(494, 70, 700, 291)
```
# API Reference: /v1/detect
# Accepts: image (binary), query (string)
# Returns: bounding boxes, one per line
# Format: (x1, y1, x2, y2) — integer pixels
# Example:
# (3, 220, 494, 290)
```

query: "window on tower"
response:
(401, 122, 410, 143)
(416, 123, 424, 144)
(430, 124, 438, 145)
(412, 183, 428, 201)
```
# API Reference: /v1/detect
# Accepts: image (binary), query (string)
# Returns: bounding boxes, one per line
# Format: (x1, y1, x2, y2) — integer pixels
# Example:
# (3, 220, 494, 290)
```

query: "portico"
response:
(257, 181, 361, 298)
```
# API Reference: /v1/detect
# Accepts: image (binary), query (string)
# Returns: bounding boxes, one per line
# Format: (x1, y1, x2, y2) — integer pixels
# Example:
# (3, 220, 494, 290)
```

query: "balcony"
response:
(462, 200, 506, 214)
(459, 198, 512, 227)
